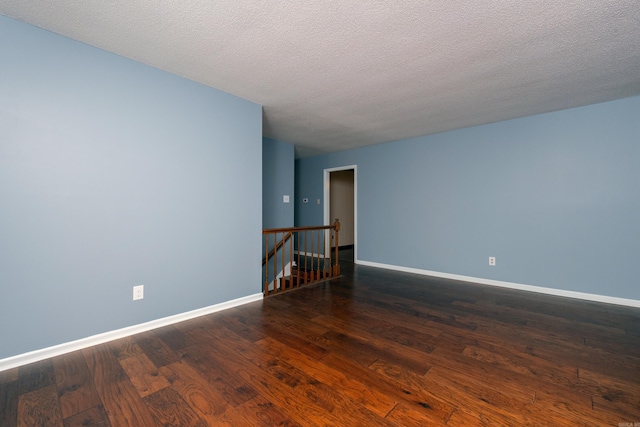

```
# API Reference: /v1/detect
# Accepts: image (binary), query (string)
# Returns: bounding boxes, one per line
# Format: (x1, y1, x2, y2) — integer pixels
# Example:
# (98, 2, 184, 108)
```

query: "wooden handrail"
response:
(262, 219, 341, 297)
(263, 224, 335, 234)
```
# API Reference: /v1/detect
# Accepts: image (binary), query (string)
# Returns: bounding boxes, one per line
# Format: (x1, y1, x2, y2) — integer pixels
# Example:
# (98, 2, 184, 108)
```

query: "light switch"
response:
(283, 195, 290, 203)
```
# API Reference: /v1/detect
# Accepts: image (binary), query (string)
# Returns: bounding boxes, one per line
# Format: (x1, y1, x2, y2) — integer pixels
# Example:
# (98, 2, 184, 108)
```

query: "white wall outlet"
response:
(489, 257, 496, 266)
(283, 195, 290, 203)
(133, 285, 144, 300)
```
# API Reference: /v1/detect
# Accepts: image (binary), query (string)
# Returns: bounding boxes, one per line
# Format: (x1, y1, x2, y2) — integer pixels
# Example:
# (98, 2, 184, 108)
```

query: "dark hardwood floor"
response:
(2, 261, 640, 426)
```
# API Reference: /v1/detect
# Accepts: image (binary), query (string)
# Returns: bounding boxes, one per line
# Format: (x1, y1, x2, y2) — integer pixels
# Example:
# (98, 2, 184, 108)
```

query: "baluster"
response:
(328, 230, 331, 276)
(334, 219, 340, 276)
(323, 228, 327, 278)
(317, 229, 322, 279)
(303, 230, 308, 281)
(264, 234, 269, 295)
(312, 230, 316, 281)
(298, 231, 302, 283)
(288, 232, 294, 288)
(314, 230, 318, 280)
(272, 233, 277, 293)
(279, 232, 283, 291)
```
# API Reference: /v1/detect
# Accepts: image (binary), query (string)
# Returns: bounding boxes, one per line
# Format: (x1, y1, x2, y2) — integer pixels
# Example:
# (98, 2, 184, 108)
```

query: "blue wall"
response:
(262, 137, 295, 287)
(296, 96, 640, 301)
(262, 137, 295, 229)
(0, 16, 262, 359)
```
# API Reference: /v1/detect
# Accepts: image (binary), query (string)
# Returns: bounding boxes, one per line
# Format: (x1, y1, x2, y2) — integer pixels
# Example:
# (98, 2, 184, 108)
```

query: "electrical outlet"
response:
(489, 257, 496, 266)
(133, 285, 144, 300)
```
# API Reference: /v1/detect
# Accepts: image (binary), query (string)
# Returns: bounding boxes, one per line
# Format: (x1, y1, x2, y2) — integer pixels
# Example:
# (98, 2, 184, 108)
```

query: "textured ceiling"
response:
(1, 1, 640, 157)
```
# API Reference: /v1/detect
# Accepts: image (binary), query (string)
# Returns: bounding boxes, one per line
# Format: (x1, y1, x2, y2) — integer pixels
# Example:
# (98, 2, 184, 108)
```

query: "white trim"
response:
(0, 293, 263, 372)
(356, 260, 640, 308)
(324, 165, 358, 263)
(296, 251, 329, 258)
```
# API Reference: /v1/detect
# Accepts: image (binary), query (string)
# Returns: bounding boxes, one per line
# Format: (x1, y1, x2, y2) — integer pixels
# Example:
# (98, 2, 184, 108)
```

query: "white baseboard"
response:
(0, 293, 263, 373)
(356, 260, 640, 309)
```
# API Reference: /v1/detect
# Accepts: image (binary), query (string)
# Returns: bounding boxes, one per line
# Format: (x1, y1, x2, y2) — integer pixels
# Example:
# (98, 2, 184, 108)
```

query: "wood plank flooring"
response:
(2, 262, 640, 426)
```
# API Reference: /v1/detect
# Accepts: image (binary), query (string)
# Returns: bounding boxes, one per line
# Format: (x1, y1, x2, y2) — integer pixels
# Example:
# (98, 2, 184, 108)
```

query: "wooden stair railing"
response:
(262, 219, 341, 297)
(262, 232, 292, 266)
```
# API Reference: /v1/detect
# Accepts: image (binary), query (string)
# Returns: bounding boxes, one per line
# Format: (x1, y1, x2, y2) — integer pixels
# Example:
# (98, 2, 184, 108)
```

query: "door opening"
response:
(324, 165, 357, 263)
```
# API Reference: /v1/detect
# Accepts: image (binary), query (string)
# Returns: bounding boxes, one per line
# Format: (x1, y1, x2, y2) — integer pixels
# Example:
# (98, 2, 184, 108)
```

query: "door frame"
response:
(323, 165, 357, 263)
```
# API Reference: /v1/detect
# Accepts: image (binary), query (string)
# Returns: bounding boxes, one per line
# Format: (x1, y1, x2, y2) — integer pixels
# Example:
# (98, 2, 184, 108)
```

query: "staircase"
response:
(263, 220, 341, 297)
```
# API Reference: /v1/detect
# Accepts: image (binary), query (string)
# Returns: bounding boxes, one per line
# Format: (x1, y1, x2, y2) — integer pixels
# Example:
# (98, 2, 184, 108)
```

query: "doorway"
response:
(324, 165, 357, 263)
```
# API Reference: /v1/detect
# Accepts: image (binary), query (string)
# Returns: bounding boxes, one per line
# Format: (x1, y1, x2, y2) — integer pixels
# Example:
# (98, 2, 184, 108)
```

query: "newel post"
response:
(333, 219, 340, 275)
